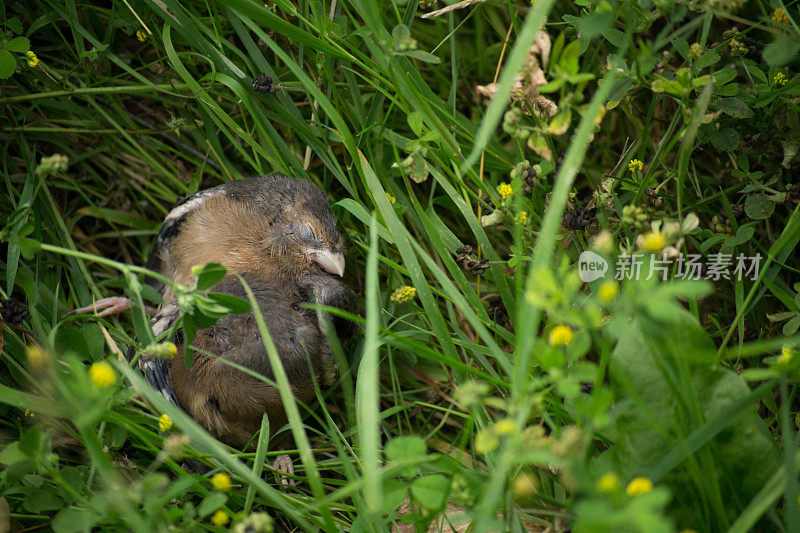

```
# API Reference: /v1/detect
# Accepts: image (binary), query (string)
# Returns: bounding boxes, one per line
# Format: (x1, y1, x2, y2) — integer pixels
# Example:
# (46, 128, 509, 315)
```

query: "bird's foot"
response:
(65, 297, 158, 317)
(271, 454, 296, 487)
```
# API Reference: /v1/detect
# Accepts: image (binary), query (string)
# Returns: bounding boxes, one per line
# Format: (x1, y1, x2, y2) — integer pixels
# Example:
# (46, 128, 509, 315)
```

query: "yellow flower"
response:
(596, 472, 621, 493)
(774, 72, 788, 87)
(474, 429, 499, 454)
(626, 476, 653, 496)
(778, 346, 794, 364)
(136, 30, 147, 42)
(26, 345, 50, 372)
(493, 418, 517, 436)
(390, 285, 417, 303)
(548, 325, 573, 347)
(497, 182, 513, 200)
(25, 51, 39, 67)
(514, 211, 528, 225)
(597, 281, 619, 303)
(627, 159, 644, 173)
(211, 510, 229, 526)
(211, 472, 232, 492)
(147, 341, 178, 359)
(386, 192, 396, 205)
(772, 8, 789, 25)
(640, 231, 666, 253)
(88, 361, 117, 388)
(511, 472, 538, 499)
(158, 414, 173, 432)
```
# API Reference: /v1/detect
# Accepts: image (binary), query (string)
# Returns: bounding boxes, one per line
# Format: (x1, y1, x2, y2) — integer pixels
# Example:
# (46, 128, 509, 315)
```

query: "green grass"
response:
(1, 0, 800, 531)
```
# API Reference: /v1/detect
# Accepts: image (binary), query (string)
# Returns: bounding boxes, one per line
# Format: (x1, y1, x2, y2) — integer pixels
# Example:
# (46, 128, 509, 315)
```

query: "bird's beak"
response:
(308, 249, 345, 277)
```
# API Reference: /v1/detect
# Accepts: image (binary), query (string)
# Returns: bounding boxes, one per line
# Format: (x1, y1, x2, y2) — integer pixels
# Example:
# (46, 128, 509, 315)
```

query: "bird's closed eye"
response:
(295, 221, 319, 242)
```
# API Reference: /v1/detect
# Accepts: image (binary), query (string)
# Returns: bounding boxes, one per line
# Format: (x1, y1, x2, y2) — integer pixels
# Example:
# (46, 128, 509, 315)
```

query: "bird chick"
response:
(142, 174, 356, 449)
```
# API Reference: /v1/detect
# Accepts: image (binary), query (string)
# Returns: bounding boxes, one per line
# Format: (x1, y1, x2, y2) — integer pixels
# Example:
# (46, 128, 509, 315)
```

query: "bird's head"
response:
(158, 174, 347, 284)
(231, 174, 346, 277)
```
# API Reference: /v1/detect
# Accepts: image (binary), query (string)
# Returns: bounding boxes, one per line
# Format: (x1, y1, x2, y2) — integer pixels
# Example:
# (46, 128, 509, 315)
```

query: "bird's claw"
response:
(271, 454, 296, 487)
(65, 297, 158, 317)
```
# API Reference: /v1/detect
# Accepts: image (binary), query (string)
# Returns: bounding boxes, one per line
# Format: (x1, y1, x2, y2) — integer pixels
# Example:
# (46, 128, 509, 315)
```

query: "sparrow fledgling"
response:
(141, 174, 357, 449)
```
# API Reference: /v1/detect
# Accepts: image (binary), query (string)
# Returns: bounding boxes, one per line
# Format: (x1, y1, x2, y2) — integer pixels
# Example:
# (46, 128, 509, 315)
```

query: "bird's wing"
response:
(141, 302, 182, 408)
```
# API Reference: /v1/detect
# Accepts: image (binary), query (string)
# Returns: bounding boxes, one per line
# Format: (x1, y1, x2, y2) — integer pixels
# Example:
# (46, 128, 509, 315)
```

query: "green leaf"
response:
(410, 474, 450, 511)
(192, 262, 227, 290)
(381, 478, 409, 515)
(6, 36, 30, 53)
(745, 194, 775, 220)
(6, 17, 23, 35)
(763, 38, 800, 66)
(695, 50, 720, 70)
(717, 97, 753, 119)
(547, 109, 572, 136)
(52, 507, 101, 533)
(207, 292, 251, 314)
(403, 49, 441, 64)
(23, 487, 63, 513)
(197, 492, 227, 518)
(608, 311, 780, 521)
(0, 49, 16, 79)
(711, 127, 739, 151)
(385, 436, 427, 477)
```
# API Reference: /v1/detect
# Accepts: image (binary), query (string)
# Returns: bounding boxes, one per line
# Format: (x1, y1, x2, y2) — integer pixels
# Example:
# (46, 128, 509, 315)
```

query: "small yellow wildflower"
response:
(772, 8, 789, 25)
(627, 159, 644, 173)
(211, 510, 229, 526)
(597, 281, 619, 303)
(474, 429, 499, 454)
(778, 346, 794, 364)
(211, 472, 232, 492)
(514, 211, 528, 225)
(640, 231, 666, 253)
(159, 414, 173, 432)
(390, 285, 416, 303)
(386, 192, 396, 205)
(147, 341, 178, 360)
(26, 345, 50, 372)
(88, 361, 117, 388)
(548, 325, 574, 347)
(596, 472, 621, 493)
(729, 38, 748, 56)
(626, 476, 653, 496)
(493, 418, 517, 436)
(25, 51, 39, 67)
(136, 30, 147, 42)
(774, 72, 788, 87)
(511, 472, 538, 499)
(497, 182, 513, 200)
(689, 43, 703, 60)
